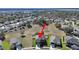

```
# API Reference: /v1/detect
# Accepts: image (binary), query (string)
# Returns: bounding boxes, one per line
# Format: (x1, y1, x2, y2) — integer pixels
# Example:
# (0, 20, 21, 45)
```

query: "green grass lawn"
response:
(32, 38, 36, 47)
(60, 47, 70, 50)
(46, 35, 50, 47)
(2, 40, 10, 50)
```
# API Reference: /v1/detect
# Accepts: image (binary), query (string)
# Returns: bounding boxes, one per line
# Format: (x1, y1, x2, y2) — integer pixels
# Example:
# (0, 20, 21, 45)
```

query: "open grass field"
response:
(3, 23, 68, 49)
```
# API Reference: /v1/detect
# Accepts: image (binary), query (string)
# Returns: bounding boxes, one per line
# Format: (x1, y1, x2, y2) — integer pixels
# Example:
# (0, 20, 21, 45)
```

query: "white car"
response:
(10, 24, 16, 28)
(0, 26, 5, 30)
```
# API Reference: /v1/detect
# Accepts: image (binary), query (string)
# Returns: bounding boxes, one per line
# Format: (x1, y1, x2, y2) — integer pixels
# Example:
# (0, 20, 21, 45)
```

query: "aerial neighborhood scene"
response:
(0, 8, 79, 50)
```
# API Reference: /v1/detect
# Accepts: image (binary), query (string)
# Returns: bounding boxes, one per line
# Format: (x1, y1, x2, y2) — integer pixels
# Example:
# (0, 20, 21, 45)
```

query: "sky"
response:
(0, 8, 79, 12)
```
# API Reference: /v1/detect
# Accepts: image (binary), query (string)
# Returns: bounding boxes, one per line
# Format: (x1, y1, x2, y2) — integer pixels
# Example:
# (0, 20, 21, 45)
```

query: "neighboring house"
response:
(67, 36, 79, 50)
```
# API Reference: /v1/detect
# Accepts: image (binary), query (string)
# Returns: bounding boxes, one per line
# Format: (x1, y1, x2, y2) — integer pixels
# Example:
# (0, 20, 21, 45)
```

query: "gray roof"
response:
(71, 45, 79, 50)
(67, 37, 79, 46)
